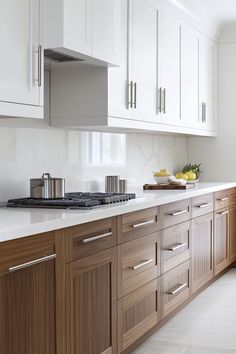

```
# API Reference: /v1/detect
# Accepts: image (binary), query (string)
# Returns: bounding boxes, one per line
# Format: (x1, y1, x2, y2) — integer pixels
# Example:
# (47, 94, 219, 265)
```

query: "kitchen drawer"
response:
(0, 232, 55, 274)
(117, 207, 160, 244)
(161, 260, 191, 318)
(161, 221, 191, 274)
(192, 193, 213, 218)
(118, 278, 161, 352)
(214, 190, 230, 210)
(118, 232, 161, 298)
(229, 188, 236, 206)
(160, 199, 191, 229)
(65, 217, 116, 262)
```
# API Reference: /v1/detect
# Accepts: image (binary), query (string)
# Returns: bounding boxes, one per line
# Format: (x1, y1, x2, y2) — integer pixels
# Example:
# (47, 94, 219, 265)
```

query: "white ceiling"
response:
(194, 0, 236, 25)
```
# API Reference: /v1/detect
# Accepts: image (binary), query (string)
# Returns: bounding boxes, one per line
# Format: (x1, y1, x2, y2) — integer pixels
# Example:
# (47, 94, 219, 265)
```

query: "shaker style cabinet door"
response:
(230, 204, 236, 263)
(0, 0, 43, 108)
(66, 248, 117, 354)
(214, 208, 230, 275)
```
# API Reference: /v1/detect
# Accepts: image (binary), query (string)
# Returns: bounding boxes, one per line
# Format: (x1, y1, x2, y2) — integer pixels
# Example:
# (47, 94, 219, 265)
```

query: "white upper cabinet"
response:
(127, 0, 158, 122)
(198, 35, 216, 132)
(43, 0, 121, 66)
(158, 12, 181, 126)
(180, 23, 199, 129)
(0, 0, 43, 118)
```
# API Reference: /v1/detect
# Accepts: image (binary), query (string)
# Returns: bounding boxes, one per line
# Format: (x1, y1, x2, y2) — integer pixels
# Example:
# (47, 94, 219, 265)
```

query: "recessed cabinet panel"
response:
(230, 205, 236, 263)
(214, 208, 230, 275)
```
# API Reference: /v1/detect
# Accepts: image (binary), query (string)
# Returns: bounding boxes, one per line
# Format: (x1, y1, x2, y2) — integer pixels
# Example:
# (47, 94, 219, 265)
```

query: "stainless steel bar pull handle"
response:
(169, 209, 188, 217)
(129, 258, 154, 271)
(218, 210, 229, 216)
(197, 202, 212, 208)
(167, 282, 188, 295)
(128, 81, 133, 109)
(163, 88, 166, 114)
(82, 231, 112, 244)
(38, 44, 43, 87)
(217, 197, 229, 201)
(166, 242, 188, 251)
(158, 88, 162, 113)
(202, 102, 206, 123)
(9, 254, 56, 272)
(133, 82, 137, 109)
(132, 219, 155, 229)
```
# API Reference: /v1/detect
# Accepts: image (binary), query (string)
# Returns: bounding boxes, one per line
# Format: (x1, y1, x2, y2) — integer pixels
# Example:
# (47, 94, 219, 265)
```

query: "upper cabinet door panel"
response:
(180, 23, 199, 129)
(0, 0, 42, 106)
(158, 12, 180, 126)
(64, 0, 92, 55)
(129, 0, 157, 122)
(92, 0, 121, 65)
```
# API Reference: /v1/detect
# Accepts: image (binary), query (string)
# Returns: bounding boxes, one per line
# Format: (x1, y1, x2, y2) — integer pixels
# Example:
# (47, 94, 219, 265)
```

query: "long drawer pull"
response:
(167, 282, 188, 295)
(217, 197, 229, 201)
(82, 231, 112, 244)
(166, 242, 188, 252)
(218, 210, 229, 216)
(169, 209, 188, 217)
(129, 259, 154, 271)
(197, 202, 213, 209)
(132, 220, 155, 229)
(9, 254, 56, 272)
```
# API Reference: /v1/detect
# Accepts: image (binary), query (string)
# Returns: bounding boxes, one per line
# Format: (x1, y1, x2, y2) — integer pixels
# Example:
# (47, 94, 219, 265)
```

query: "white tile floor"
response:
(133, 269, 236, 354)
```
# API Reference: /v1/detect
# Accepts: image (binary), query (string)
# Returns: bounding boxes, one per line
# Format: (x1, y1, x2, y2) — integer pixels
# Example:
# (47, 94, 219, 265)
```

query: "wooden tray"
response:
(143, 183, 196, 190)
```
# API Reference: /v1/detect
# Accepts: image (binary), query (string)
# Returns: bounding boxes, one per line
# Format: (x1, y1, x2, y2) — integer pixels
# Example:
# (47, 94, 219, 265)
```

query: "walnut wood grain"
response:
(160, 199, 191, 229)
(117, 232, 161, 298)
(161, 260, 191, 318)
(66, 248, 117, 354)
(230, 204, 236, 263)
(161, 220, 191, 274)
(0, 232, 56, 354)
(214, 207, 230, 275)
(229, 188, 236, 206)
(117, 207, 160, 244)
(192, 193, 213, 218)
(65, 217, 117, 262)
(191, 213, 214, 293)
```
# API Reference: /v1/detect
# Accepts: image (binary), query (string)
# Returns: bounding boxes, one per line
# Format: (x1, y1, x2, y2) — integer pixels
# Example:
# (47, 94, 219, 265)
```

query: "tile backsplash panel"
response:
(0, 127, 187, 200)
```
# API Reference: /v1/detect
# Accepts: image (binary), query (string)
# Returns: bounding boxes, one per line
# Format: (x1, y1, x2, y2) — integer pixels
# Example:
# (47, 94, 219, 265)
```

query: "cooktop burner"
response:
(7, 192, 136, 209)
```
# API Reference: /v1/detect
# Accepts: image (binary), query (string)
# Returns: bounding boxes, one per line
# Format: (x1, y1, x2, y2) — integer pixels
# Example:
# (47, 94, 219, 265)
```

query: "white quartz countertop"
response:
(1, 182, 236, 242)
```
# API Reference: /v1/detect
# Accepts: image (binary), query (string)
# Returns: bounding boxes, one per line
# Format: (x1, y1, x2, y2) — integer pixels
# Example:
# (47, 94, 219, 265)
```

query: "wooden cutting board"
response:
(143, 183, 196, 190)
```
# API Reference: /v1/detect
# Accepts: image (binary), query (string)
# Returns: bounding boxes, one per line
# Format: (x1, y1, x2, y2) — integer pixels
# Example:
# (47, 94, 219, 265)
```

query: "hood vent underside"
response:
(44, 49, 84, 63)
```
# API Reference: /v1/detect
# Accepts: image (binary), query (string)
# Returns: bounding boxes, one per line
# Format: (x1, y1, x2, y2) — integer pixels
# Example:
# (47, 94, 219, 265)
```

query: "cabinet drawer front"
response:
(214, 190, 229, 210)
(118, 279, 160, 352)
(118, 232, 160, 298)
(161, 260, 191, 318)
(161, 221, 191, 274)
(117, 207, 160, 244)
(161, 199, 191, 229)
(192, 193, 213, 218)
(229, 188, 236, 206)
(0, 232, 55, 274)
(65, 217, 116, 262)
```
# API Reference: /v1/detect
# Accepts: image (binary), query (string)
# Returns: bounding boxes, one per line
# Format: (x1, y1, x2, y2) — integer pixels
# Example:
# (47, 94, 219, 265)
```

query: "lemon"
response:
(175, 172, 189, 180)
(185, 171, 196, 181)
(160, 168, 170, 176)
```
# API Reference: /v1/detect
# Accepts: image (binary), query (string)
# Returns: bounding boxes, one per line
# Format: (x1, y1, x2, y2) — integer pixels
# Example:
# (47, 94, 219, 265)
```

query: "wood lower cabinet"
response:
(192, 213, 213, 293)
(118, 279, 160, 353)
(230, 204, 236, 263)
(214, 208, 230, 275)
(66, 248, 117, 354)
(0, 233, 56, 354)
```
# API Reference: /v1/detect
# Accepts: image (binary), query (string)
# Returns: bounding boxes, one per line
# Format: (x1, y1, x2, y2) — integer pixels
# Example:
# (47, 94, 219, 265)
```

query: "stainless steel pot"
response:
(30, 173, 65, 199)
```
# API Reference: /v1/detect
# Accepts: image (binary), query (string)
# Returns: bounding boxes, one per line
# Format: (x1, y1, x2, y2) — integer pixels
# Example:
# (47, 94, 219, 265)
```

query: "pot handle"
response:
(41, 173, 51, 179)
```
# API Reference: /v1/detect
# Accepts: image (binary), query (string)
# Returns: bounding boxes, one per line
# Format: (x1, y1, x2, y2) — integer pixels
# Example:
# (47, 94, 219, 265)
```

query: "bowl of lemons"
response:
(175, 163, 202, 184)
(153, 169, 171, 184)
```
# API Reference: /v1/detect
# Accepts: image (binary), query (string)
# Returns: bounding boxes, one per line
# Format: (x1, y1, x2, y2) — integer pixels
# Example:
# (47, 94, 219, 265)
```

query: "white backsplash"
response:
(0, 127, 187, 200)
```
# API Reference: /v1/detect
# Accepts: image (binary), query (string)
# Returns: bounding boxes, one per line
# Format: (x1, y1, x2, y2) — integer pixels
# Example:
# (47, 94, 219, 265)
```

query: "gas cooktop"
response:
(7, 192, 136, 210)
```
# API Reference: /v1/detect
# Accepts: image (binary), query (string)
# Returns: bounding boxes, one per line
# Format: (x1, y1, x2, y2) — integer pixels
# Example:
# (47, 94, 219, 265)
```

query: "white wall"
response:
(0, 127, 187, 201)
(188, 39, 236, 182)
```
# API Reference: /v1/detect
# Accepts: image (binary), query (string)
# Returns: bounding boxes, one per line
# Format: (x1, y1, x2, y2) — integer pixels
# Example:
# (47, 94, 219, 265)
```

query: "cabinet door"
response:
(198, 35, 215, 131)
(180, 23, 199, 129)
(0, 256, 56, 354)
(92, 0, 120, 65)
(129, 0, 157, 122)
(158, 12, 180, 125)
(230, 205, 236, 263)
(66, 249, 117, 354)
(214, 208, 230, 275)
(192, 213, 213, 293)
(0, 0, 43, 106)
